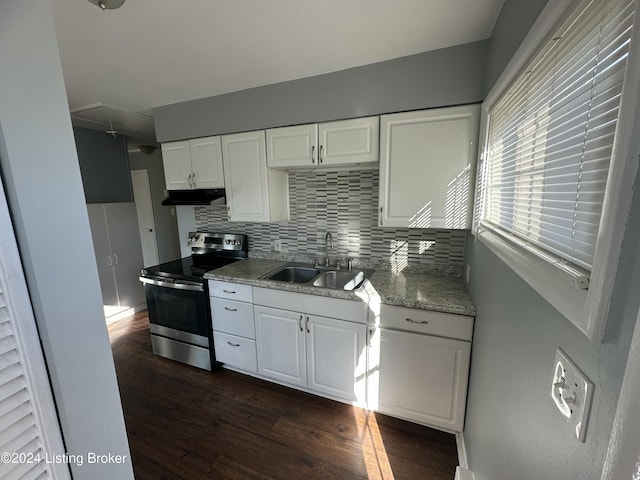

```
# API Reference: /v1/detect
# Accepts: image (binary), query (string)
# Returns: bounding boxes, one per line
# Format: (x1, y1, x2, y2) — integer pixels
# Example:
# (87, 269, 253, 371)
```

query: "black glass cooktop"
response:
(141, 255, 241, 283)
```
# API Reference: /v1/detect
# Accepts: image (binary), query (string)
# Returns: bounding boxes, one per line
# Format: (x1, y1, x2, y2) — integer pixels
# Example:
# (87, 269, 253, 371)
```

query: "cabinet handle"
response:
(379, 207, 383, 226)
(405, 318, 429, 325)
(368, 328, 375, 346)
(311, 145, 315, 164)
(306, 316, 310, 334)
(187, 173, 192, 187)
(224, 307, 238, 312)
(223, 289, 236, 294)
(319, 145, 324, 164)
(193, 171, 198, 187)
(227, 341, 240, 347)
(112, 254, 119, 265)
(299, 315, 304, 332)
(106, 256, 113, 266)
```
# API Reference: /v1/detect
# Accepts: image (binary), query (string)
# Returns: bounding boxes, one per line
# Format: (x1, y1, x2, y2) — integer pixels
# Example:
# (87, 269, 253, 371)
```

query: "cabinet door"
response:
(318, 116, 379, 167)
(368, 327, 471, 432)
(189, 136, 224, 188)
(104, 203, 146, 310)
(254, 306, 306, 387)
(86, 204, 118, 306)
(379, 105, 480, 228)
(306, 315, 366, 403)
(266, 124, 318, 168)
(222, 131, 273, 222)
(161, 141, 192, 190)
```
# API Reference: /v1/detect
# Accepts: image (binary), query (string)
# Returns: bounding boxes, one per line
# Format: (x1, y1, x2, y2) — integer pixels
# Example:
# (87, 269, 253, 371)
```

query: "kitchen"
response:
(1, 1, 640, 480)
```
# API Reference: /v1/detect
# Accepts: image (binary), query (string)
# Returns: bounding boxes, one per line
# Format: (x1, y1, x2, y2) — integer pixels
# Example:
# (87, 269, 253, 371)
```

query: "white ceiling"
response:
(51, 0, 504, 142)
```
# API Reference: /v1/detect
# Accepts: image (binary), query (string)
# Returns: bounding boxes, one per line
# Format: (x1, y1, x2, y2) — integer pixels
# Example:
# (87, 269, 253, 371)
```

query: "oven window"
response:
(143, 284, 209, 337)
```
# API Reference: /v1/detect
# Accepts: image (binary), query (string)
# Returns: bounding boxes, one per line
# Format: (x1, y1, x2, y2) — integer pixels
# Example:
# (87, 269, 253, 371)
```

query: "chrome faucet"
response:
(325, 232, 333, 267)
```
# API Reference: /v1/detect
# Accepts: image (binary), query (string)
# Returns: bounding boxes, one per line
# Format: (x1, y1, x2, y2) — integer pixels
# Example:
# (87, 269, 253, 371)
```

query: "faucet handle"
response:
(336, 259, 344, 270)
(347, 258, 354, 271)
(314, 257, 321, 267)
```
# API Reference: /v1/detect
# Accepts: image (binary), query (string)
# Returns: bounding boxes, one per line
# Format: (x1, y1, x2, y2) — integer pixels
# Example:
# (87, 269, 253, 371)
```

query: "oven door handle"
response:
(139, 276, 204, 292)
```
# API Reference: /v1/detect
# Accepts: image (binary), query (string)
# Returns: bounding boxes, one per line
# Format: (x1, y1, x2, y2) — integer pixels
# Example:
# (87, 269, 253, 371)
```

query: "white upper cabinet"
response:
(161, 136, 224, 190)
(266, 123, 318, 168)
(221, 130, 289, 223)
(379, 104, 480, 229)
(266, 116, 379, 169)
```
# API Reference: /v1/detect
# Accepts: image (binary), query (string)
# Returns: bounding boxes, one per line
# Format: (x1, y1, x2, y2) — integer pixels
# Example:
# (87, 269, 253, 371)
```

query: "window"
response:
(475, 0, 639, 341)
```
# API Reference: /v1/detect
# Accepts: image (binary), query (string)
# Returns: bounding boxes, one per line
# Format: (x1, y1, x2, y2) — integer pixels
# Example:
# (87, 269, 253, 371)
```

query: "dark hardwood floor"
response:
(109, 312, 458, 479)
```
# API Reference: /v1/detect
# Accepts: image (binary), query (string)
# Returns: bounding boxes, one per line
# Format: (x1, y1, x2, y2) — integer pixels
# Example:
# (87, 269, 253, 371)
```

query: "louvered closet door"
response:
(0, 184, 70, 480)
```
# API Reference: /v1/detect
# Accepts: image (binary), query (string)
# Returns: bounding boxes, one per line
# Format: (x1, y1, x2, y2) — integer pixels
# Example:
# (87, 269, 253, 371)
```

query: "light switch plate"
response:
(551, 348, 593, 442)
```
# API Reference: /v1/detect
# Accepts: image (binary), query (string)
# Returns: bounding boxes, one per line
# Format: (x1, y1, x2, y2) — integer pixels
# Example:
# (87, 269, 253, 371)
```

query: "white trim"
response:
(585, 1, 640, 342)
(456, 432, 469, 469)
(455, 466, 476, 480)
(600, 307, 640, 480)
(473, 0, 640, 342)
(0, 181, 71, 479)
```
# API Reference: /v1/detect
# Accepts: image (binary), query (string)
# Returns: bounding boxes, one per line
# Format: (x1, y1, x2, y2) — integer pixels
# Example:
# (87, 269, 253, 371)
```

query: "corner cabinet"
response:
(221, 130, 289, 222)
(266, 116, 379, 169)
(161, 136, 224, 190)
(378, 104, 480, 229)
(367, 305, 473, 432)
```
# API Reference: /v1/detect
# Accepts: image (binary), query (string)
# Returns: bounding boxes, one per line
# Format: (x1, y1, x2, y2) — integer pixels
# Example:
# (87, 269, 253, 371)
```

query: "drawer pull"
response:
(224, 307, 238, 312)
(223, 289, 236, 294)
(406, 318, 429, 325)
(227, 341, 240, 347)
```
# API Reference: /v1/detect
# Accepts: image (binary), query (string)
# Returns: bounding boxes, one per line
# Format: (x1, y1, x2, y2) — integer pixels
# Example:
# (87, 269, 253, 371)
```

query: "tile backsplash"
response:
(195, 170, 466, 275)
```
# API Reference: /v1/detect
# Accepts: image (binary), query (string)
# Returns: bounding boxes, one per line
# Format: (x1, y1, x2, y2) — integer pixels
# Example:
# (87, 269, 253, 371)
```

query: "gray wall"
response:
(74, 127, 133, 203)
(129, 149, 181, 263)
(0, 1, 133, 479)
(154, 41, 488, 142)
(463, 1, 640, 479)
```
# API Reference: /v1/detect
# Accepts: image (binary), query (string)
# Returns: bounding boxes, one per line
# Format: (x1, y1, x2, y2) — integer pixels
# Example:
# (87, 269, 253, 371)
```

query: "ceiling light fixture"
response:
(88, 0, 126, 10)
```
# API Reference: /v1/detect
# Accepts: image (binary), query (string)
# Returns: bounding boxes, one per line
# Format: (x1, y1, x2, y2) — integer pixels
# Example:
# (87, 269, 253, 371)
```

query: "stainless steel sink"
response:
(265, 266, 322, 283)
(313, 270, 365, 290)
(261, 263, 370, 291)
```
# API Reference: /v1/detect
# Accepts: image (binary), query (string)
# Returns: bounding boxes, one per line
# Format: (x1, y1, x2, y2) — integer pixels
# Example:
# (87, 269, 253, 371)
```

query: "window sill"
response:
(475, 228, 589, 336)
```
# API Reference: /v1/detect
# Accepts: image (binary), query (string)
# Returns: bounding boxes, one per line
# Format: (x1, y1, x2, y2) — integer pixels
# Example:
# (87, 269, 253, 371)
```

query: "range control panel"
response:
(188, 232, 247, 252)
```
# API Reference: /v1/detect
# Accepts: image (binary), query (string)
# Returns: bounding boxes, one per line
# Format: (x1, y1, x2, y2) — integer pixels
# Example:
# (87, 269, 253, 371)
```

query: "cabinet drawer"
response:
(211, 298, 255, 339)
(377, 304, 473, 341)
(213, 332, 257, 373)
(209, 280, 253, 302)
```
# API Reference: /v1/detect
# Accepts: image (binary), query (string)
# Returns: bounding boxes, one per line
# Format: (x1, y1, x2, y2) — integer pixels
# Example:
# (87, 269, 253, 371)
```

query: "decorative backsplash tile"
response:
(195, 170, 466, 275)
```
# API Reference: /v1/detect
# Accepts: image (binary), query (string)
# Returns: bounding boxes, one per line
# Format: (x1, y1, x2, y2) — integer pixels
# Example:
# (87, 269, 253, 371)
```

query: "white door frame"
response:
(131, 169, 159, 267)
(0, 179, 70, 479)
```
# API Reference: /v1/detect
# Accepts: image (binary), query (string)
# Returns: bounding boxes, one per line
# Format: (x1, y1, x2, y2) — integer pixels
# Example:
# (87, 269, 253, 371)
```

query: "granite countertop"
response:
(204, 258, 476, 317)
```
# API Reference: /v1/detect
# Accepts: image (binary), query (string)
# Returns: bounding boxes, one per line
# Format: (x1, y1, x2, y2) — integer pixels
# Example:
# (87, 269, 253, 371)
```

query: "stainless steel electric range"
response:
(139, 232, 247, 370)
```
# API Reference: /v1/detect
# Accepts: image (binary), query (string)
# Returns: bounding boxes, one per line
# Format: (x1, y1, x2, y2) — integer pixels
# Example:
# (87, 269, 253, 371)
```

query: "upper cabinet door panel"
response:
(161, 141, 191, 190)
(379, 105, 480, 229)
(318, 116, 379, 167)
(266, 124, 318, 168)
(189, 136, 224, 188)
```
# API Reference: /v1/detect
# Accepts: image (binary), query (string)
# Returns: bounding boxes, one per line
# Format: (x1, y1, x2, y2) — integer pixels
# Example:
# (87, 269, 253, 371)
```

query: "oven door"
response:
(141, 277, 209, 339)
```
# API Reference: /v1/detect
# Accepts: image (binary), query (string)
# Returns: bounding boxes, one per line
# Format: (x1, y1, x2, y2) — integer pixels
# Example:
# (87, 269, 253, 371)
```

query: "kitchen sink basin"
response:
(264, 266, 322, 283)
(261, 263, 370, 291)
(313, 270, 365, 290)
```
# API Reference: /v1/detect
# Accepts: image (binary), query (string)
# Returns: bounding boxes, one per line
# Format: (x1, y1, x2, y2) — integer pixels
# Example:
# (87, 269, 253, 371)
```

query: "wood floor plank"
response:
(109, 312, 458, 480)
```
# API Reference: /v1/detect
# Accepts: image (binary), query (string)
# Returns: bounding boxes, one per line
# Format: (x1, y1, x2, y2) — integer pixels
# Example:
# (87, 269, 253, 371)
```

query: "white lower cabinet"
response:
(253, 290, 367, 404)
(368, 305, 473, 432)
(209, 281, 257, 373)
(209, 283, 473, 432)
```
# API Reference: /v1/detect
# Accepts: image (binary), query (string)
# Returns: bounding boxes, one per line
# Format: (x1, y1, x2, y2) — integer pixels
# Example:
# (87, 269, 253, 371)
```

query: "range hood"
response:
(161, 189, 226, 206)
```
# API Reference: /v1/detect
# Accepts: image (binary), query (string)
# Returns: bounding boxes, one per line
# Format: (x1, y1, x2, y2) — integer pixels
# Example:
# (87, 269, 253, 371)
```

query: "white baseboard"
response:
(456, 432, 469, 469)
(455, 466, 475, 480)
(455, 432, 474, 479)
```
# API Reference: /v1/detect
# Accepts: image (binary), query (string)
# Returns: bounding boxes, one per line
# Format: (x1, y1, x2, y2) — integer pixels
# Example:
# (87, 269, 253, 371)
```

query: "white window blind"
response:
(477, 0, 636, 280)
